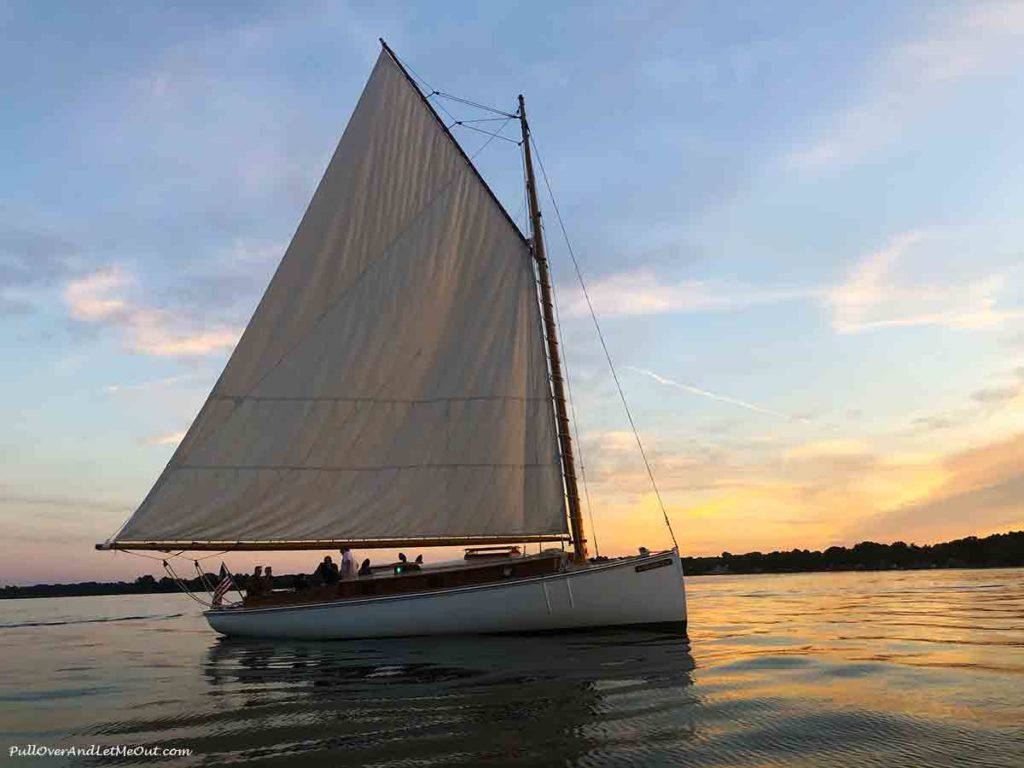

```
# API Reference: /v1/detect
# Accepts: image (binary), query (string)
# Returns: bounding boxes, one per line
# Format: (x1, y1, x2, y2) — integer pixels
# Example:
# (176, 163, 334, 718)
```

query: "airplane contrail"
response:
(627, 366, 801, 422)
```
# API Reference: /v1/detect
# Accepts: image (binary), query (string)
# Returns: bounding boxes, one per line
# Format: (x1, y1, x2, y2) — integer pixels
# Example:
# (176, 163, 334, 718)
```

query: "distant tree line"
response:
(0, 571, 280, 600)
(680, 531, 1024, 575)
(3, 531, 1022, 598)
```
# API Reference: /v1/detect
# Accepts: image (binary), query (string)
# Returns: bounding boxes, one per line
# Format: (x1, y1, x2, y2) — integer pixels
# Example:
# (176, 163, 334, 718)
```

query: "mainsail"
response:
(111, 49, 568, 548)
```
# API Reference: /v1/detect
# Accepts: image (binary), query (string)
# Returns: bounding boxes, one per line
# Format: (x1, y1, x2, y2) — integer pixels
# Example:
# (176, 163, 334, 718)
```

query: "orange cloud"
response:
(63, 267, 240, 357)
(852, 431, 1024, 542)
(577, 425, 1020, 557)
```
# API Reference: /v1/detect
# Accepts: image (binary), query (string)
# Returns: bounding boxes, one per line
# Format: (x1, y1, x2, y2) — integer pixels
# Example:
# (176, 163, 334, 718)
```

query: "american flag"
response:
(212, 563, 233, 607)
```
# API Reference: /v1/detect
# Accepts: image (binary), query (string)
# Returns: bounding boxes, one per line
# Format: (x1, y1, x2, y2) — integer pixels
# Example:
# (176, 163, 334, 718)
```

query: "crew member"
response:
(340, 548, 356, 580)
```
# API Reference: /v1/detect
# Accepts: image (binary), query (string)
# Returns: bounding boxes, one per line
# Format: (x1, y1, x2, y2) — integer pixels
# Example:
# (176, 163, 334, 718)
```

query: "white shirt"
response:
(340, 550, 355, 579)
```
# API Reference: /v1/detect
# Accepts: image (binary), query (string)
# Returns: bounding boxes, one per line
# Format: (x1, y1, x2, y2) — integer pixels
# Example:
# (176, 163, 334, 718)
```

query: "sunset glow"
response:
(2, 1, 1023, 585)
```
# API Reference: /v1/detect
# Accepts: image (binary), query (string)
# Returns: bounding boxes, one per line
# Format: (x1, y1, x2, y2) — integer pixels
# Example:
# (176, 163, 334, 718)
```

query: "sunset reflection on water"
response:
(1, 568, 1021, 766)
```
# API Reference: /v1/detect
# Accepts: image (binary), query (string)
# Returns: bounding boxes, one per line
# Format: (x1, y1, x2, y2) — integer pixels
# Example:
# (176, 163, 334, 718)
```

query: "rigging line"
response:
(543, 218, 600, 557)
(118, 548, 189, 562)
(513, 194, 527, 231)
(106, 509, 136, 547)
(385, 46, 436, 94)
(451, 121, 521, 144)
(431, 97, 461, 126)
(195, 549, 230, 562)
(164, 560, 211, 607)
(469, 114, 515, 160)
(518, 131, 530, 233)
(431, 90, 517, 118)
(383, 45, 462, 125)
(194, 560, 216, 595)
(452, 116, 515, 124)
(117, 548, 171, 562)
(519, 133, 568, 526)
(530, 135, 679, 552)
(520, 135, 589, 551)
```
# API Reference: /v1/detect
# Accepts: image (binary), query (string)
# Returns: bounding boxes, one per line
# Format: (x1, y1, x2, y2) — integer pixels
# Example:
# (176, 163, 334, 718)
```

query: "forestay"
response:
(111, 50, 567, 547)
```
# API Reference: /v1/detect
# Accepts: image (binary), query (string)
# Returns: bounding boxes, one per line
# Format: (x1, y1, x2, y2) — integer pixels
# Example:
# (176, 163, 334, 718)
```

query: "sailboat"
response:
(96, 40, 687, 640)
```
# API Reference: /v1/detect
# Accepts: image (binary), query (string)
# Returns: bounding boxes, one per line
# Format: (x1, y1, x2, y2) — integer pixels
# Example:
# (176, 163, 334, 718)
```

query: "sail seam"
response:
(227, 172, 466, 403)
(164, 168, 473, 476)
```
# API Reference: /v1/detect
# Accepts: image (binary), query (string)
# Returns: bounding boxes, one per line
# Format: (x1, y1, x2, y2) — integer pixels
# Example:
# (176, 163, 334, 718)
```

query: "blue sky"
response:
(2, 1, 1023, 584)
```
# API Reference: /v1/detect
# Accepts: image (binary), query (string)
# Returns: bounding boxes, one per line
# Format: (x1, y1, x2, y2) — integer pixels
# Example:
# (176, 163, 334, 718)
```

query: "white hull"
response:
(206, 550, 687, 640)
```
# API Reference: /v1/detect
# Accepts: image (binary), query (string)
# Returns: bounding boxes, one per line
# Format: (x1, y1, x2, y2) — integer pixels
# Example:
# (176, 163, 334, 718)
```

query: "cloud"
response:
(628, 366, 801, 421)
(0, 224, 80, 315)
(125, 309, 239, 356)
(971, 384, 1021, 404)
(789, 2, 1024, 171)
(562, 416, 1024, 556)
(562, 268, 811, 318)
(145, 430, 186, 446)
(828, 231, 1022, 333)
(63, 266, 130, 321)
(854, 431, 1024, 542)
(911, 413, 956, 432)
(63, 267, 240, 357)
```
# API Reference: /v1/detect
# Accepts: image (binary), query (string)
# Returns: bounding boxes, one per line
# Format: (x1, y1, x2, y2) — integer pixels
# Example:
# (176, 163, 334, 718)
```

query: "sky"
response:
(2, 1, 1023, 585)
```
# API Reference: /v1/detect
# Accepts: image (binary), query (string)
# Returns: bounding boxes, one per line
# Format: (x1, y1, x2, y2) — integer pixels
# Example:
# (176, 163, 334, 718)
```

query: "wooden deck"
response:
(243, 551, 566, 608)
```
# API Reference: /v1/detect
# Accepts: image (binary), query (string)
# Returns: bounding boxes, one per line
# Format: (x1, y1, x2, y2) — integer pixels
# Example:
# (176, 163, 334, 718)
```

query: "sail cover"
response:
(113, 50, 567, 546)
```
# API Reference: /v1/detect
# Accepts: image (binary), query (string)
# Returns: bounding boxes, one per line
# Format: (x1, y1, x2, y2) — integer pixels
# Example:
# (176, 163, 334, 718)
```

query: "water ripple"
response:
(0, 570, 1021, 766)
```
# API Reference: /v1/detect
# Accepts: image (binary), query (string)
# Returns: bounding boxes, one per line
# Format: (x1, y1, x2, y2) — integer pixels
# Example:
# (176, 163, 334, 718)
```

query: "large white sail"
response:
(113, 50, 567, 546)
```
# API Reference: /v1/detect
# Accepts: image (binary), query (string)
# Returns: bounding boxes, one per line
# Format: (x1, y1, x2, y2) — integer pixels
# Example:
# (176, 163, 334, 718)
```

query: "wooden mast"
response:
(518, 95, 587, 563)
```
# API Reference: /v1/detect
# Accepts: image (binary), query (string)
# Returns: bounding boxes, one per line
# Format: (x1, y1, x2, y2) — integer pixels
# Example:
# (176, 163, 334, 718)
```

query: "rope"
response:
(164, 560, 211, 607)
(383, 47, 517, 156)
(448, 121, 520, 145)
(116, 548, 170, 562)
(194, 549, 230, 561)
(117, 548, 220, 606)
(469, 114, 516, 160)
(385, 48, 462, 126)
(452, 116, 515, 124)
(431, 90, 517, 118)
(194, 560, 216, 595)
(530, 135, 679, 552)
(544, 222, 600, 557)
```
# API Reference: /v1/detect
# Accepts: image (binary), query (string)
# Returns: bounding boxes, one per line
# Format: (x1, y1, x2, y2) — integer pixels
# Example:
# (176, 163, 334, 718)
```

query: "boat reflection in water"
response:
(202, 629, 696, 764)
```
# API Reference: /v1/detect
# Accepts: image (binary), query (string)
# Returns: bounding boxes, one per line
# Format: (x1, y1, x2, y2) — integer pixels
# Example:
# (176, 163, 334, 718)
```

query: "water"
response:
(1, 569, 1022, 767)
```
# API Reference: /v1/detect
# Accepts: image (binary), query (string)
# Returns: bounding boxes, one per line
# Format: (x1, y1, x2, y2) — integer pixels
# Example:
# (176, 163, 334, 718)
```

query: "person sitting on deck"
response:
(394, 553, 421, 575)
(358, 558, 372, 577)
(262, 566, 274, 594)
(248, 565, 264, 597)
(314, 556, 339, 586)
(340, 548, 356, 580)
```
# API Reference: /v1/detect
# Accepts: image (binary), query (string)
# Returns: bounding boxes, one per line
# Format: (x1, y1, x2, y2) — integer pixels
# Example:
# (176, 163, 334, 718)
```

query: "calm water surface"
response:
(1, 569, 1022, 767)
